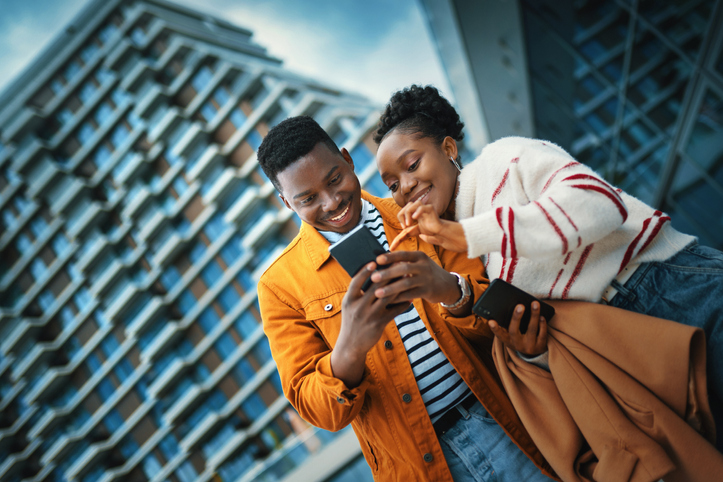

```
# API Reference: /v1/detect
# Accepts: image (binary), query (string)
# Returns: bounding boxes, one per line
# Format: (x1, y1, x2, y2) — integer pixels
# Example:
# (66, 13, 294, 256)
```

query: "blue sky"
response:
(0, 0, 452, 105)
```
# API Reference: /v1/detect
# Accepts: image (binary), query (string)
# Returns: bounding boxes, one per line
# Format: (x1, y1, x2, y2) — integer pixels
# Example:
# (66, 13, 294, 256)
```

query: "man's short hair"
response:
(257, 116, 340, 191)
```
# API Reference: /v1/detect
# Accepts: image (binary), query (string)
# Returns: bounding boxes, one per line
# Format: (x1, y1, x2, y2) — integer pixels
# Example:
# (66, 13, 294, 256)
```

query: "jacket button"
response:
(336, 397, 345, 404)
(384, 340, 392, 350)
(402, 393, 412, 403)
(423, 453, 433, 463)
(324, 304, 333, 311)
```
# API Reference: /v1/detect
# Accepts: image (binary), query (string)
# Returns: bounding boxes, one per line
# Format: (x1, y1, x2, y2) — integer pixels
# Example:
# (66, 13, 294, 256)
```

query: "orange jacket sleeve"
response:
(257, 279, 371, 432)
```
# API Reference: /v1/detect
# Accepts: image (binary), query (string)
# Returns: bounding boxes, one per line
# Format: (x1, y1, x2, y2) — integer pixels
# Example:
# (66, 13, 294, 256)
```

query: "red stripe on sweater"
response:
(619, 214, 655, 273)
(496, 207, 507, 257)
(563, 252, 572, 265)
(510, 157, 519, 163)
(549, 197, 578, 231)
(505, 209, 518, 282)
(534, 201, 568, 254)
(499, 257, 508, 280)
(508, 209, 517, 258)
(491, 169, 510, 205)
(637, 214, 671, 258)
(570, 184, 628, 222)
(562, 244, 594, 299)
(540, 162, 579, 194)
(505, 258, 518, 284)
(548, 269, 564, 298)
(564, 173, 625, 205)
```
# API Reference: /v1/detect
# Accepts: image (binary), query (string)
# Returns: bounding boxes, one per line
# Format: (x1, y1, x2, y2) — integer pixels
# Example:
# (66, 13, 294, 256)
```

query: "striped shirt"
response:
(322, 200, 471, 422)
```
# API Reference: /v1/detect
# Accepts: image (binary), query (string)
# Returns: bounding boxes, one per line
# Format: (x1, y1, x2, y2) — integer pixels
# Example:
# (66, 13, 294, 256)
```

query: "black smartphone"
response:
(329, 225, 389, 291)
(472, 279, 555, 334)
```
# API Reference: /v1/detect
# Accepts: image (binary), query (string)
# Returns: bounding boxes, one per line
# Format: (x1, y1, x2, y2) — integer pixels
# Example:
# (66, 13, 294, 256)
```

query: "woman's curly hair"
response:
(373, 85, 465, 147)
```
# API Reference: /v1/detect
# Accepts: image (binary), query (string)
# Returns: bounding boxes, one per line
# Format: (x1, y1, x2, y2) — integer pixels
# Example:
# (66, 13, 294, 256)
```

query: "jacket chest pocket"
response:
(304, 292, 345, 349)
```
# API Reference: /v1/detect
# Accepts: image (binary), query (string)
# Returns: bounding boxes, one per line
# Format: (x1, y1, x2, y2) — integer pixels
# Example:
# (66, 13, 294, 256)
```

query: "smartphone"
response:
(472, 279, 555, 334)
(329, 225, 389, 291)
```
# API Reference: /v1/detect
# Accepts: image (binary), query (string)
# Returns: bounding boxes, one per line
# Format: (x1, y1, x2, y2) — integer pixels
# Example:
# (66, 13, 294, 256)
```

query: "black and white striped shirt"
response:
(322, 200, 472, 422)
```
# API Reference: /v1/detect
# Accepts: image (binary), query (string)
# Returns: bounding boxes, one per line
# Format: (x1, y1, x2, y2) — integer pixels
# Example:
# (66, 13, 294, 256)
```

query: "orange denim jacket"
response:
(257, 193, 555, 481)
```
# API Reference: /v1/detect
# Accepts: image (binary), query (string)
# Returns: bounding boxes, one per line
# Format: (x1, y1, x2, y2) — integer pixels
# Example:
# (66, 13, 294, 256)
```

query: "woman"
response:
(374, 84, 723, 445)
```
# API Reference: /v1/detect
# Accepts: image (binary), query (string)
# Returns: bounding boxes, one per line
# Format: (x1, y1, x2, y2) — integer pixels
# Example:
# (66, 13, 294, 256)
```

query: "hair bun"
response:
(374, 85, 464, 144)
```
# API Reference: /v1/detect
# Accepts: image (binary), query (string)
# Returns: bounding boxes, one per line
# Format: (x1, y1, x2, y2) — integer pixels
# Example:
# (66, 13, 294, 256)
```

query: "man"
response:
(255, 116, 554, 481)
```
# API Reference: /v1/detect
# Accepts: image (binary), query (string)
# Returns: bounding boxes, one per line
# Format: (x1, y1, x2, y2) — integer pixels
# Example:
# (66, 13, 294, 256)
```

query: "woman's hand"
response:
(391, 199, 468, 253)
(489, 302, 548, 356)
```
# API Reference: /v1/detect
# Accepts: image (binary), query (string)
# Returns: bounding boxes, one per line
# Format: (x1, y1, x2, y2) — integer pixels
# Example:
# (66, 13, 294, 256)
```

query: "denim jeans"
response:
(438, 401, 553, 482)
(608, 242, 723, 448)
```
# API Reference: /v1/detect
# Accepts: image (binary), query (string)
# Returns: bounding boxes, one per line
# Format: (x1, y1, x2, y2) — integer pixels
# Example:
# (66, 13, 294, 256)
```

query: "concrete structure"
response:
(0, 1, 383, 480)
(420, 0, 723, 248)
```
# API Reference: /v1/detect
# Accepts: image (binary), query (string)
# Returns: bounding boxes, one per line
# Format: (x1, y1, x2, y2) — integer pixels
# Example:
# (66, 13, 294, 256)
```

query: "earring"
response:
(450, 156, 462, 172)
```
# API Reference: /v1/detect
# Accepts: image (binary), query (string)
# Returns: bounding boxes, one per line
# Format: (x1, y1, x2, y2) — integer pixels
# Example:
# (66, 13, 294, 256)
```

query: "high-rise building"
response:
(0, 1, 384, 481)
(420, 0, 723, 248)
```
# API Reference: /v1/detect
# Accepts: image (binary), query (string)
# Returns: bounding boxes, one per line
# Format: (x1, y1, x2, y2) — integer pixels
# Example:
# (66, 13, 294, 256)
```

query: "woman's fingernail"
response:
(516, 306, 523, 313)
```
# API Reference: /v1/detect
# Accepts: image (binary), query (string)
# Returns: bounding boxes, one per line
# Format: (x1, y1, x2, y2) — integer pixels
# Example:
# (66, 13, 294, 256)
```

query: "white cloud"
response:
(222, 2, 451, 105)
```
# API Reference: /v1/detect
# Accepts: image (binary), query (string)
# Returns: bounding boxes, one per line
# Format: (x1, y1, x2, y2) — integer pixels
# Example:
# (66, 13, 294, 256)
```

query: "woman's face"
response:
(376, 130, 458, 217)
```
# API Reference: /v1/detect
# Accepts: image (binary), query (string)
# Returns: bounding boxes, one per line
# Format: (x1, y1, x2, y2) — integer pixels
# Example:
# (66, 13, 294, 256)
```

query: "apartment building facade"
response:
(0, 1, 385, 481)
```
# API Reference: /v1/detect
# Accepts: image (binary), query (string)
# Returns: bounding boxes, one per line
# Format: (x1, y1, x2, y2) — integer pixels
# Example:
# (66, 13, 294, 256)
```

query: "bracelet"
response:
(440, 272, 471, 310)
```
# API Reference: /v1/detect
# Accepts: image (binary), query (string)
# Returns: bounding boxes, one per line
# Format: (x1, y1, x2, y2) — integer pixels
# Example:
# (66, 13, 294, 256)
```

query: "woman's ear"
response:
(442, 136, 458, 161)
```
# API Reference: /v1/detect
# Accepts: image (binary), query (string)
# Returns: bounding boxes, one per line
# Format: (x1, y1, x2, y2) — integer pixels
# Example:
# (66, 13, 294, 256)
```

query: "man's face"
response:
(277, 142, 363, 233)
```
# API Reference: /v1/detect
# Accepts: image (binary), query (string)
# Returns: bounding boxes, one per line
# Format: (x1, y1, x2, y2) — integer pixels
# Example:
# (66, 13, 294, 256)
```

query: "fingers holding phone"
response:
(489, 302, 548, 356)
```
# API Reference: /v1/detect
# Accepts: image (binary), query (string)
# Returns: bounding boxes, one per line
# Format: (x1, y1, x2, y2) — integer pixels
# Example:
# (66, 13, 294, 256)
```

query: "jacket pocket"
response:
(304, 291, 345, 348)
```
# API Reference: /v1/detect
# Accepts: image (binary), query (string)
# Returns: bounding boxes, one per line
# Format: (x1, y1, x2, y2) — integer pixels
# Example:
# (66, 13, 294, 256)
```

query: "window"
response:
(98, 23, 118, 43)
(64, 61, 82, 83)
(215, 333, 236, 359)
(93, 144, 113, 169)
(234, 311, 259, 339)
(217, 286, 239, 313)
(350, 144, 373, 173)
(203, 213, 226, 241)
(191, 66, 214, 92)
(79, 82, 97, 103)
(130, 27, 146, 45)
(30, 258, 47, 279)
(159, 265, 181, 291)
(94, 102, 114, 126)
(229, 108, 247, 128)
(110, 124, 130, 149)
(220, 235, 243, 267)
(78, 123, 96, 144)
(176, 289, 199, 318)
(198, 307, 220, 334)
(246, 130, 263, 150)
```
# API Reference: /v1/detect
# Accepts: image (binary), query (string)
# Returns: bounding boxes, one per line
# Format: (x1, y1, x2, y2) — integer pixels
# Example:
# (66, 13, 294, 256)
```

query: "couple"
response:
(256, 85, 723, 481)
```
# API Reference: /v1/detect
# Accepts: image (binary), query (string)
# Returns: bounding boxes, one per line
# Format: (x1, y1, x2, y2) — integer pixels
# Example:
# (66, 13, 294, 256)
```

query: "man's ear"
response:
(442, 136, 458, 161)
(340, 147, 355, 171)
(279, 193, 293, 211)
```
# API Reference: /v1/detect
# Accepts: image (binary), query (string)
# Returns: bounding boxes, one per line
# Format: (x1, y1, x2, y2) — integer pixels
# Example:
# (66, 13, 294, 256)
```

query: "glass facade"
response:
(519, 0, 723, 248)
(420, 0, 723, 249)
(0, 1, 380, 481)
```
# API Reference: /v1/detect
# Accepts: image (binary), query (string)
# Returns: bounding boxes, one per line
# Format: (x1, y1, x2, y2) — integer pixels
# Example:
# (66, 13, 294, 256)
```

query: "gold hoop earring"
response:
(450, 156, 462, 172)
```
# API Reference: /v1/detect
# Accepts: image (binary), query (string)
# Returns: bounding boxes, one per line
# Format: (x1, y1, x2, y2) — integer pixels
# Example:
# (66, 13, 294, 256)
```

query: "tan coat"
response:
(492, 300, 722, 482)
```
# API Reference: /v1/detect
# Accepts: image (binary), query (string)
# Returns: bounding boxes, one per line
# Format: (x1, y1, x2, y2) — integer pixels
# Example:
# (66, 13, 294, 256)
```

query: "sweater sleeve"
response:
(461, 138, 628, 260)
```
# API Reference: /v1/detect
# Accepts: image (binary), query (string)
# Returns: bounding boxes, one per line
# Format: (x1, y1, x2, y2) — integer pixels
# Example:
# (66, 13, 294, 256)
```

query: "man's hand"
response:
(369, 251, 470, 314)
(489, 302, 548, 356)
(331, 262, 411, 388)
(391, 199, 468, 253)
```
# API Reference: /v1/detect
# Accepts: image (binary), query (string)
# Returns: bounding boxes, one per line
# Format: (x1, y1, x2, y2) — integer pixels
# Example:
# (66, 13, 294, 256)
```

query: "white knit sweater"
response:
(456, 136, 695, 302)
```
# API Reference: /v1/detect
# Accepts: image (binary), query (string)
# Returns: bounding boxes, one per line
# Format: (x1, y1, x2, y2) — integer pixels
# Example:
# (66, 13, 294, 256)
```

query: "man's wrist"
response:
(440, 272, 471, 310)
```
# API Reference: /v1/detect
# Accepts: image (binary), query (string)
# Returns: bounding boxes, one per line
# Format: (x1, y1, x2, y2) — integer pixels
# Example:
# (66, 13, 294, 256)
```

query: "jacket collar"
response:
(298, 191, 403, 271)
